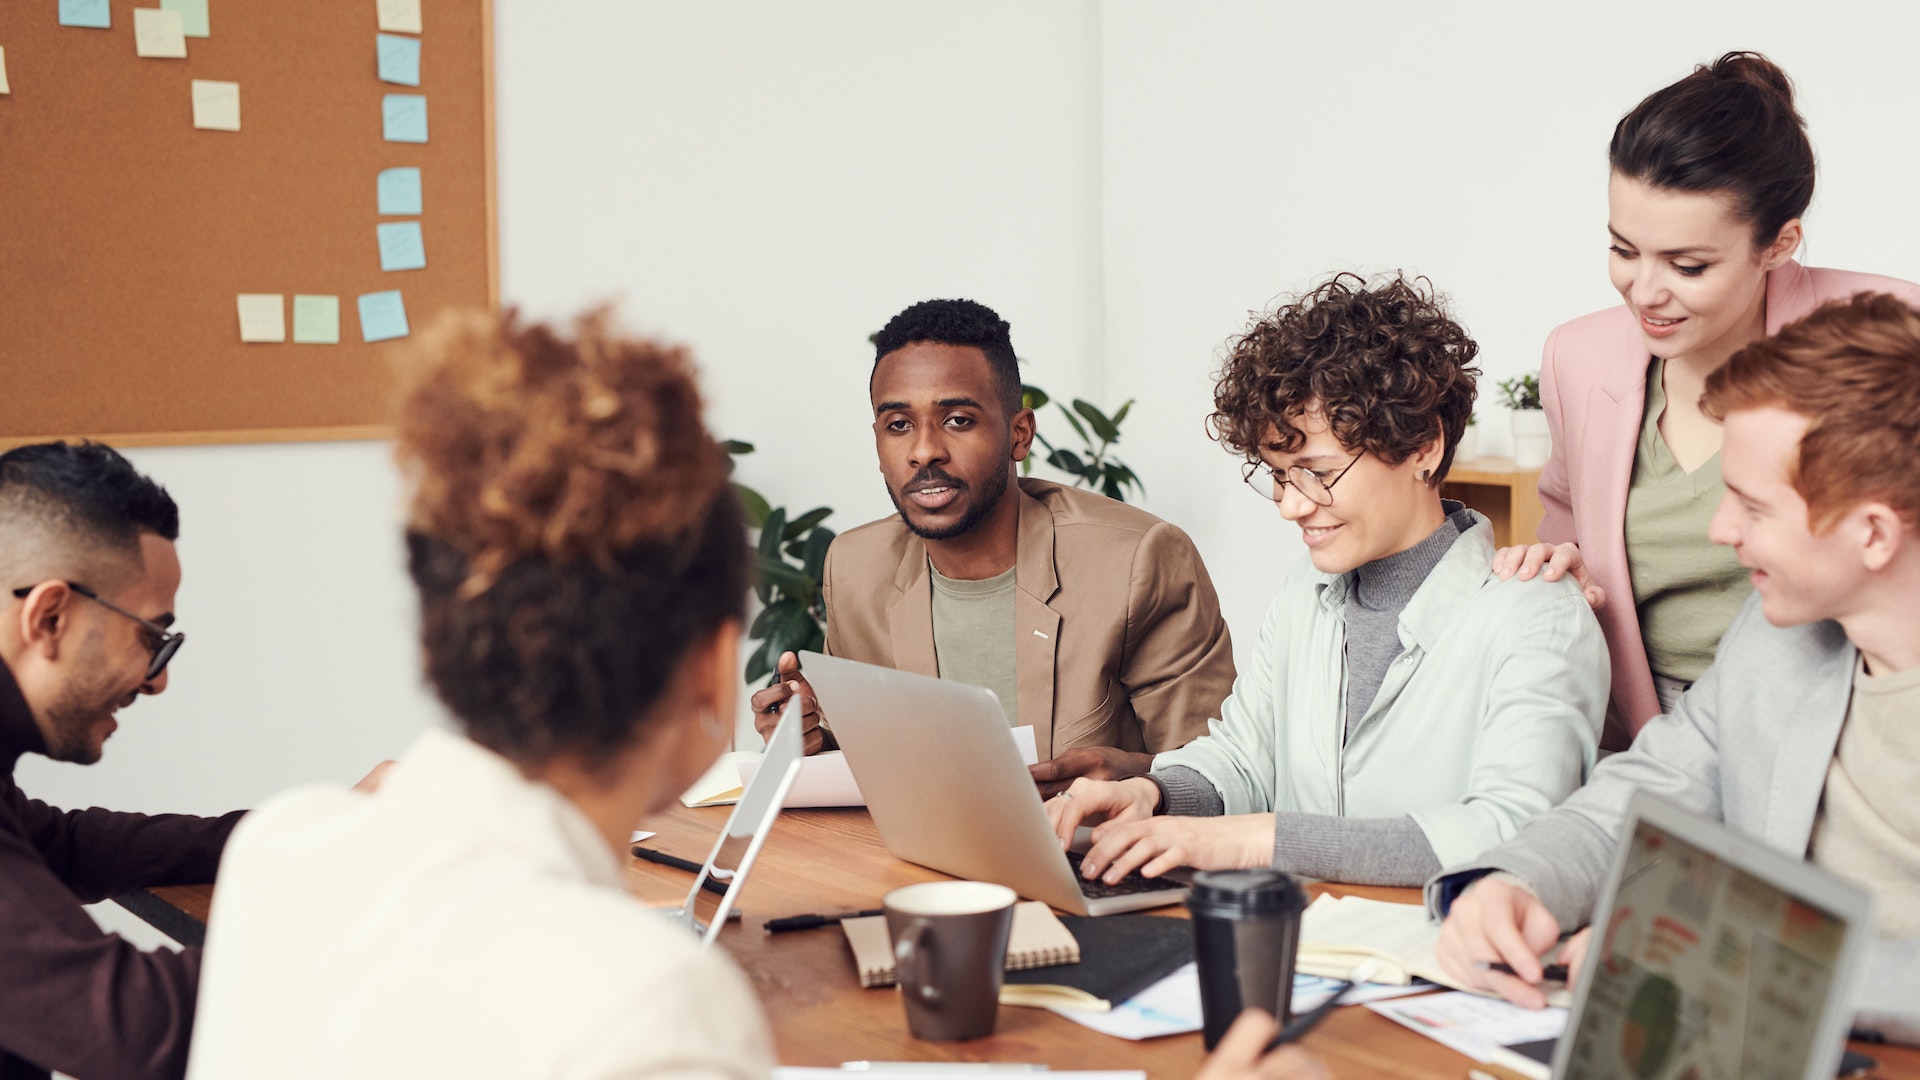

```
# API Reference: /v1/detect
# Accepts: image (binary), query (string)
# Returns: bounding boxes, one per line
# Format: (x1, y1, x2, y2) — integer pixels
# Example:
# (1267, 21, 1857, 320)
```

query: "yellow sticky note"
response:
(376, 0, 421, 34)
(237, 294, 285, 343)
(0, 47, 10, 95)
(134, 8, 188, 58)
(191, 79, 240, 131)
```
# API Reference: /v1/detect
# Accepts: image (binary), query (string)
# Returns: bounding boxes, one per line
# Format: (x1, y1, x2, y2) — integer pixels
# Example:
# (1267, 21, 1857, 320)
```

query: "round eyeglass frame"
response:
(1242, 452, 1364, 507)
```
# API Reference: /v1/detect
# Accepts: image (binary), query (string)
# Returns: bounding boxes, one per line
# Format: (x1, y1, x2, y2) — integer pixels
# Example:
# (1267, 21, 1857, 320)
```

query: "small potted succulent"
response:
(1498, 374, 1548, 469)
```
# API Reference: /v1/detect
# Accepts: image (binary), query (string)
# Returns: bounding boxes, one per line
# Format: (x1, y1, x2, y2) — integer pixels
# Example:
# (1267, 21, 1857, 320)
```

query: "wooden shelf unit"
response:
(1442, 456, 1543, 548)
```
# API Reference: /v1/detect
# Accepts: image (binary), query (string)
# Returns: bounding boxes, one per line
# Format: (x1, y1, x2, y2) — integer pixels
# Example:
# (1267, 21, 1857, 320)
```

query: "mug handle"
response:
(894, 921, 942, 1008)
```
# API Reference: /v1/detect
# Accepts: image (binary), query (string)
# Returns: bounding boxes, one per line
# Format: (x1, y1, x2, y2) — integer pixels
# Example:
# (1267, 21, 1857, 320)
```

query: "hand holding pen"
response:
(747, 651, 826, 754)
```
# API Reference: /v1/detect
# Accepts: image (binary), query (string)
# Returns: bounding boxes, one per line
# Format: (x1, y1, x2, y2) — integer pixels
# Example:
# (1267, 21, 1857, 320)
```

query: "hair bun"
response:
(1708, 50, 1796, 105)
(395, 306, 728, 594)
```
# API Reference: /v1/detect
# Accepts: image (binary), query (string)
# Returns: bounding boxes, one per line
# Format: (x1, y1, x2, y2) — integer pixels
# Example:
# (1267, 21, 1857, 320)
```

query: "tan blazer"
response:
(819, 478, 1233, 758)
(1537, 260, 1920, 748)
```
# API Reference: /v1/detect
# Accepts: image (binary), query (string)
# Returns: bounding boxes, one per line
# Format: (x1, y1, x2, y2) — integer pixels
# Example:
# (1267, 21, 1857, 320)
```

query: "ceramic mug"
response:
(883, 881, 1017, 1041)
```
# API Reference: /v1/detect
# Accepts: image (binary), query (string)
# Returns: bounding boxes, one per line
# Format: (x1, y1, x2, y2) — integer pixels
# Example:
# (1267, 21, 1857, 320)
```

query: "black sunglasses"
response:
(10, 582, 185, 681)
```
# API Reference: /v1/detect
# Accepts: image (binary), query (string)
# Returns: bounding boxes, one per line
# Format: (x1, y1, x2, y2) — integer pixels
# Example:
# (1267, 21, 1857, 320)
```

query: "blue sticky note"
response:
(59, 0, 111, 28)
(160, 0, 210, 38)
(377, 33, 420, 87)
(377, 221, 426, 272)
(382, 94, 428, 143)
(357, 291, 409, 342)
(377, 167, 423, 216)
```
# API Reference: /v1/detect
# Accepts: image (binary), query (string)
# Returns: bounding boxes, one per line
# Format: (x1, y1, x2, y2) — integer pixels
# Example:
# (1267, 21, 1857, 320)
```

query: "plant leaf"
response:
(760, 600, 817, 663)
(801, 527, 835, 583)
(1111, 399, 1133, 427)
(723, 439, 755, 456)
(733, 483, 772, 529)
(1022, 383, 1050, 409)
(1073, 400, 1120, 443)
(757, 507, 788, 561)
(783, 506, 832, 540)
(745, 640, 775, 683)
(1048, 448, 1085, 474)
(1055, 404, 1091, 445)
(755, 555, 816, 603)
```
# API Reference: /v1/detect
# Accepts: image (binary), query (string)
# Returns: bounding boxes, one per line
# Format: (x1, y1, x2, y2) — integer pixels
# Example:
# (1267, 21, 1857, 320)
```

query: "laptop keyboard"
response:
(1066, 850, 1188, 899)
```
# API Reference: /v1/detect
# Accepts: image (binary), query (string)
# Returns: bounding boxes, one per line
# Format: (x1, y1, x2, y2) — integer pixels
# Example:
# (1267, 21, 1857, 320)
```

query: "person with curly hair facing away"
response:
(184, 308, 772, 1079)
(1047, 274, 1609, 889)
(182, 307, 1330, 1080)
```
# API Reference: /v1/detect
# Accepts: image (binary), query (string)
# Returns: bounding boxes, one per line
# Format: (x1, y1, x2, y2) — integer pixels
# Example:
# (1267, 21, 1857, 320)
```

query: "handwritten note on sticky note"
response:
(377, 0, 423, 34)
(358, 291, 409, 342)
(134, 8, 189, 58)
(237, 294, 286, 343)
(377, 168, 423, 215)
(292, 295, 340, 344)
(160, 0, 211, 38)
(0, 48, 10, 95)
(377, 33, 420, 86)
(382, 94, 427, 143)
(376, 221, 426, 272)
(59, 0, 111, 29)
(192, 80, 240, 131)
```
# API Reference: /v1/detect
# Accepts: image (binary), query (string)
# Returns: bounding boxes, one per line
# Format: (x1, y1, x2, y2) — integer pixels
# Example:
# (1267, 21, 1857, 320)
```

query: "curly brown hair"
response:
(394, 306, 747, 768)
(1210, 273, 1480, 484)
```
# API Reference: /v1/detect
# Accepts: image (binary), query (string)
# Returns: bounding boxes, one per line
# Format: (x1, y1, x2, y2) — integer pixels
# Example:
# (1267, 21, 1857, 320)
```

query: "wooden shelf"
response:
(1442, 456, 1543, 548)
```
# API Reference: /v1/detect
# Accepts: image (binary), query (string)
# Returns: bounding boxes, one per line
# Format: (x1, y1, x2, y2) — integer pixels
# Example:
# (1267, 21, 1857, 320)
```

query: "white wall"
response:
(20, 1, 1920, 819)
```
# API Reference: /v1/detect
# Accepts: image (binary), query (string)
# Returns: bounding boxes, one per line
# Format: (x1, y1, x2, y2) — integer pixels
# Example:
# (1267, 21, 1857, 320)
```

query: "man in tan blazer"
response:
(752, 299, 1233, 793)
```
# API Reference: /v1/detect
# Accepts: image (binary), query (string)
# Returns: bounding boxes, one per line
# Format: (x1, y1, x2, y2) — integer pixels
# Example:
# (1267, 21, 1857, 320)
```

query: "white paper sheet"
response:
(1048, 963, 1442, 1042)
(1367, 991, 1568, 1063)
(719, 726, 1042, 809)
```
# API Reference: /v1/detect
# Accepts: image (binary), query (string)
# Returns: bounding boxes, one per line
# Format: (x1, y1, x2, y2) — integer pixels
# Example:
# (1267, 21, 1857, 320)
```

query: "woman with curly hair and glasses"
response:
(183, 307, 1326, 1080)
(1047, 273, 1610, 888)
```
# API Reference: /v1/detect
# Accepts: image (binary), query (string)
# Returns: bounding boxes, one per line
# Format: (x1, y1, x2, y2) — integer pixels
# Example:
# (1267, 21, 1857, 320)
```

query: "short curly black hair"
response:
(872, 298, 1022, 414)
(1210, 273, 1480, 485)
(0, 441, 180, 543)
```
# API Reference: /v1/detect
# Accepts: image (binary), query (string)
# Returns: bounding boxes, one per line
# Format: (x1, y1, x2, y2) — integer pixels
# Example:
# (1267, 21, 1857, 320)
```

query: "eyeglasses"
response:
(1242, 452, 1364, 507)
(9, 582, 185, 681)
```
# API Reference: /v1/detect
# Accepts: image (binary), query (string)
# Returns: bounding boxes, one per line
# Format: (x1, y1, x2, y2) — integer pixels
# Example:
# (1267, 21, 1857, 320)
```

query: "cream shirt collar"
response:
(387, 726, 626, 891)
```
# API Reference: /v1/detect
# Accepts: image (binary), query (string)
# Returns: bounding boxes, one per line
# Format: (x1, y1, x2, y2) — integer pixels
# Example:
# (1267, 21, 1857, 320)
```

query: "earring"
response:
(1418, 468, 1431, 482)
(698, 708, 726, 739)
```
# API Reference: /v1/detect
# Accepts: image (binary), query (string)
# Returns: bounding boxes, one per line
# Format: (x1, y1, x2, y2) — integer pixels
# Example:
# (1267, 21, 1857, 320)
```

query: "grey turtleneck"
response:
(1149, 502, 1472, 886)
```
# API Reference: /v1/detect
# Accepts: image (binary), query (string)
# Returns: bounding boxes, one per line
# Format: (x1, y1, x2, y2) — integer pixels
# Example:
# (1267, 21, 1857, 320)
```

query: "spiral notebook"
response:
(843, 900, 1080, 988)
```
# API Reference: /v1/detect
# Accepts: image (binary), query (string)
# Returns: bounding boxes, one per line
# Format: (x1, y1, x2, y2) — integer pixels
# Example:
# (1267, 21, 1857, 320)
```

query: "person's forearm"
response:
(1272, 813, 1441, 887)
(1147, 765, 1225, 817)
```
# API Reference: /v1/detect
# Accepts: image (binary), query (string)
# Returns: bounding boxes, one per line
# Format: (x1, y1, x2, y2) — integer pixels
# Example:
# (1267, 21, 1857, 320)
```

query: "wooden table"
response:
(124, 805, 1920, 1078)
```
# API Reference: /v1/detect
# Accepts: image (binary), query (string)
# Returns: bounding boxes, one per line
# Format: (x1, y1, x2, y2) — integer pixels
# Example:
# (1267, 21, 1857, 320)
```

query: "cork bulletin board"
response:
(0, 0, 496, 448)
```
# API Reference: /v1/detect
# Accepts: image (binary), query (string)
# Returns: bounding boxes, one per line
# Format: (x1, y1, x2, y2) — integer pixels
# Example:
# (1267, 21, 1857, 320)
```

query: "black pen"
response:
(766, 908, 885, 933)
(631, 845, 730, 897)
(1479, 961, 1570, 982)
(1265, 982, 1351, 1050)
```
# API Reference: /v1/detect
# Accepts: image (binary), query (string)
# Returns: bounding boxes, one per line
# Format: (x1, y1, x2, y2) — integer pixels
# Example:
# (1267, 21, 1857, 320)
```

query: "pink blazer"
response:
(1537, 260, 1920, 749)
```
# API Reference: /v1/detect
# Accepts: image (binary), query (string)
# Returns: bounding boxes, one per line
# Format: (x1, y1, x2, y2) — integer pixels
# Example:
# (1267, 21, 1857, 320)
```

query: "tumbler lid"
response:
(1185, 869, 1307, 918)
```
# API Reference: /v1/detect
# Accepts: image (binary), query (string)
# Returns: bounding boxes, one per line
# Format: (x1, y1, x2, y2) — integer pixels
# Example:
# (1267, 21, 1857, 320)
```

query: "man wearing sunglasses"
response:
(1047, 274, 1609, 889)
(0, 441, 234, 1080)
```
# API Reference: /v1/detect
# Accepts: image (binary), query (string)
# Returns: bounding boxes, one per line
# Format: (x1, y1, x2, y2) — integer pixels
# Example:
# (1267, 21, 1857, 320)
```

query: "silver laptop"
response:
(669, 697, 804, 945)
(799, 651, 1188, 916)
(1540, 791, 1875, 1080)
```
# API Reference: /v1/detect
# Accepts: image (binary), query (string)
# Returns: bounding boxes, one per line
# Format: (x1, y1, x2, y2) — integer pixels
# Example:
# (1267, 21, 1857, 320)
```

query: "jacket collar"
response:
(1314, 510, 1497, 653)
(0, 657, 48, 775)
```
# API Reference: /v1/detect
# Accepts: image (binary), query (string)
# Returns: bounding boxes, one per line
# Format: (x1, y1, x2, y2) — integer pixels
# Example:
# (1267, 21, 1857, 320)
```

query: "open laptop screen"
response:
(1561, 804, 1859, 1080)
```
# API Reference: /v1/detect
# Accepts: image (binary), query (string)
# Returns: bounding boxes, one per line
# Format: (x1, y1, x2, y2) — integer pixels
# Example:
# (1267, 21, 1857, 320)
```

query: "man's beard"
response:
(888, 463, 1011, 542)
(39, 668, 123, 765)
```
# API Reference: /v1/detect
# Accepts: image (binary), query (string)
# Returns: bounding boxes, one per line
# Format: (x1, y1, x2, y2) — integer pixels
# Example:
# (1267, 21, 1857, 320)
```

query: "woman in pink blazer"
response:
(1503, 53, 1920, 748)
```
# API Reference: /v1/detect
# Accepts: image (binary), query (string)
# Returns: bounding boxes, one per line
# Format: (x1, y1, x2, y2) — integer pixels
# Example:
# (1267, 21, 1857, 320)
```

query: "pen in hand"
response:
(1266, 958, 1383, 1050)
(1475, 961, 1570, 982)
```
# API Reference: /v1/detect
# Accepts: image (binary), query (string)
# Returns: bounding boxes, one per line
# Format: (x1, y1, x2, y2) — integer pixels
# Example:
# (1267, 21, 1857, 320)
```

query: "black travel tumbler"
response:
(1186, 868, 1308, 1049)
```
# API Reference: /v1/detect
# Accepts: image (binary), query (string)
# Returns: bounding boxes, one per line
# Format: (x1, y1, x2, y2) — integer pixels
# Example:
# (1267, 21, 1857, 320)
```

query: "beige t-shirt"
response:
(1808, 657, 1920, 938)
(930, 562, 1018, 726)
(1624, 358, 1752, 682)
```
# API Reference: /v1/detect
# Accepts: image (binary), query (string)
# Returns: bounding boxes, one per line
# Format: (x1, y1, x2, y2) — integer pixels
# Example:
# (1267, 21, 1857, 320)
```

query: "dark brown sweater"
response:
(0, 661, 241, 1080)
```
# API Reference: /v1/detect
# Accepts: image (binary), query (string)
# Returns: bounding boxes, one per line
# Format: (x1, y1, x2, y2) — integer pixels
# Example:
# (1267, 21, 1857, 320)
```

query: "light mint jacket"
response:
(1152, 513, 1609, 868)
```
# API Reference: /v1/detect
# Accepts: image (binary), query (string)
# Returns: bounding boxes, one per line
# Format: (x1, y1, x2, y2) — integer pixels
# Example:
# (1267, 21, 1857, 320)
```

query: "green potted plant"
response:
(1497, 373, 1548, 469)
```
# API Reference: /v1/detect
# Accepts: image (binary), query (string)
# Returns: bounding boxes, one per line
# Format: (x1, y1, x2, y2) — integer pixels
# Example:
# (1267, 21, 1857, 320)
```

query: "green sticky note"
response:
(161, 0, 211, 38)
(59, 0, 110, 28)
(292, 295, 340, 344)
(357, 291, 409, 343)
(377, 33, 420, 87)
(382, 94, 428, 144)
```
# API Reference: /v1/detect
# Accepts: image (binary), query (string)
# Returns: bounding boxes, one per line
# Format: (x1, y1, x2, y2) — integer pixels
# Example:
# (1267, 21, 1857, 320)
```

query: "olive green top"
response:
(929, 562, 1019, 726)
(1624, 357, 1752, 683)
